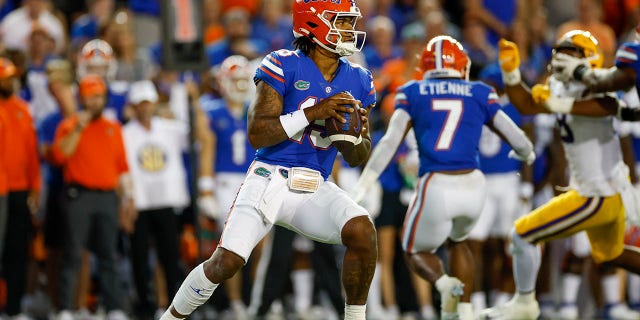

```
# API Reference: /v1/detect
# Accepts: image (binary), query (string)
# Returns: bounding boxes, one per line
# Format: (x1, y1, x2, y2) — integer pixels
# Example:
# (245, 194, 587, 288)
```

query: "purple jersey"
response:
(615, 42, 640, 101)
(395, 78, 501, 176)
(254, 49, 376, 179)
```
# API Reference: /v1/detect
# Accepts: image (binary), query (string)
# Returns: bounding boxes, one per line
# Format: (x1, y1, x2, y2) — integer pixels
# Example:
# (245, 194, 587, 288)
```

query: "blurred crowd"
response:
(1, 0, 640, 320)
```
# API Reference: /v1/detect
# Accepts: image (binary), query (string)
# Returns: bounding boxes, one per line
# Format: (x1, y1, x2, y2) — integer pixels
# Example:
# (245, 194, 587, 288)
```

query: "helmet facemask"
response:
(295, 5, 366, 57)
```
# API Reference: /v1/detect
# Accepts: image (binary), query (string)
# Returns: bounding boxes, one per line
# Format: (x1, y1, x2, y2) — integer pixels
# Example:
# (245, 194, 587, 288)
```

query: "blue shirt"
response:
(71, 14, 99, 44)
(395, 79, 501, 176)
(202, 98, 255, 173)
(254, 49, 376, 179)
(206, 39, 269, 67)
(129, 0, 160, 16)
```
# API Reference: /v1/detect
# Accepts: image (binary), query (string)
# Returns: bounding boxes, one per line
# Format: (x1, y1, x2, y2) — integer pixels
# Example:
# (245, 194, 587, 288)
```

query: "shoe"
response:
(56, 310, 74, 320)
(435, 275, 464, 317)
(106, 310, 129, 320)
(607, 303, 640, 320)
(478, 295, 540, 320)
(557, 303, 578, 320)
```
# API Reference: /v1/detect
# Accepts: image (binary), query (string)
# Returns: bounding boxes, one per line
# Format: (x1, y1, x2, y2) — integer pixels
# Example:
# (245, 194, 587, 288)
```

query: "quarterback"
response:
(160, 1, 377, 320)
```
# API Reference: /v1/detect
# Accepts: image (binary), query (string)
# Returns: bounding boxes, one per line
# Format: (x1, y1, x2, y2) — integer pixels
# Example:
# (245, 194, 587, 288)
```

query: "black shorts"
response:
(374, 190, 408, 228)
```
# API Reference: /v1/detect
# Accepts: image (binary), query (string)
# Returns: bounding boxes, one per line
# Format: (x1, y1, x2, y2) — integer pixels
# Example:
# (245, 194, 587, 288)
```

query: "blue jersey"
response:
(478, 100, 523, 174)
(615, 42, 640, 100)
(254, 49, 376, 179)
(395, 79, 501, 176)
(203, 99, 254, 173)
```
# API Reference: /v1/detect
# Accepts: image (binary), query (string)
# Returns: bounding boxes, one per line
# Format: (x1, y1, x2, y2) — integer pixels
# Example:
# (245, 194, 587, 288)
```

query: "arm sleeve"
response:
(490, 110, 534, 158)
(360, 109, 411, 181)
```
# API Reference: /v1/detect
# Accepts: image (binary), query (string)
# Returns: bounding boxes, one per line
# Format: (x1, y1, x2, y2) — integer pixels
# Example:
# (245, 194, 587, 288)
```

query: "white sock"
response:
(602, 274, 622, 305)
(458, 302, 473, 320)
(166, 263, 218, 317)
(344, 304, 366, 320)
(421, 304, 436, 319)
(492, 292, 511, 307)
(470, 292, 486, 313)
(366, 263, 383, 310)
(510, 230, 541, 292)
(291, 269, 314, 312)
(561, 273, 581, 305)
(629, 273, 640, 304)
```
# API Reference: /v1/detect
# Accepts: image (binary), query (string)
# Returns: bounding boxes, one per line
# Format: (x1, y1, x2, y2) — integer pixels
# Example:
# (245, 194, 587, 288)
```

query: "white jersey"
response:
(123, 117, 190, 210)
(549, 76, 622, 196)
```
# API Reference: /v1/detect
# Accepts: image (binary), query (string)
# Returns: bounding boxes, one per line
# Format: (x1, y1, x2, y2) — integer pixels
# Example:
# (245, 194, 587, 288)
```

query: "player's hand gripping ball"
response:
(326, 99, 363, 153)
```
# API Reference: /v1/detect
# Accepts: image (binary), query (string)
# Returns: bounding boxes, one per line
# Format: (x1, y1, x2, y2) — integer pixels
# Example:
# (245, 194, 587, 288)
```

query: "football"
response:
(326, 106, 363, 152)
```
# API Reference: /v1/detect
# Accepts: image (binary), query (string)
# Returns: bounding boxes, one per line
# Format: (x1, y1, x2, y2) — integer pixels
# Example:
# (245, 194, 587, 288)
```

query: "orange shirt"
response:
(0, 95, 40, 192)
(0, 111, 7, 195)
(52, 115, 128, 190)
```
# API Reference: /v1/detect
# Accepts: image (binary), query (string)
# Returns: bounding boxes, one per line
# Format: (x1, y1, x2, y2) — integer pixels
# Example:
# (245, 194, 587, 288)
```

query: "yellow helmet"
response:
(553, 30, 603, 68)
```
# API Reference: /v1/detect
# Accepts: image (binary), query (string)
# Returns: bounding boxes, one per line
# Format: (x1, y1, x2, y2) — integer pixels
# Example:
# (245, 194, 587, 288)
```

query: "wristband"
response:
(545, 96, 574, 114)
(198, 176, 215, 192)
(502, 68, 521, 86)
(279, 109, 309, 138)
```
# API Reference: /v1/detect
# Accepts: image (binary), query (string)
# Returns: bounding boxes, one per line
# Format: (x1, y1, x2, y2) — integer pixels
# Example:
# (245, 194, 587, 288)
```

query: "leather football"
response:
(326, 106, 362, 152)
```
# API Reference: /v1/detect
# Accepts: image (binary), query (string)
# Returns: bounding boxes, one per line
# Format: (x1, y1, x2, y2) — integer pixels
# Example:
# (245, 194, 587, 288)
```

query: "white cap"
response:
(128, 80, 158, 105)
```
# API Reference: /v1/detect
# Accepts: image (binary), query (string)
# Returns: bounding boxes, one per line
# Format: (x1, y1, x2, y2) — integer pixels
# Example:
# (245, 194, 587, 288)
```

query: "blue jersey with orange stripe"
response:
(254, 49, 376, 179)
(394, 78, 501, 176)
(615, 42, 640, 99)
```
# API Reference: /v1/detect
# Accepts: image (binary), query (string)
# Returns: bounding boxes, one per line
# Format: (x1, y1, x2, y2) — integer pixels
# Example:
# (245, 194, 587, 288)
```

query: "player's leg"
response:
(162, 203, 270, 319)
(286, 181, 376, 320)
(557, 233, 590, 319)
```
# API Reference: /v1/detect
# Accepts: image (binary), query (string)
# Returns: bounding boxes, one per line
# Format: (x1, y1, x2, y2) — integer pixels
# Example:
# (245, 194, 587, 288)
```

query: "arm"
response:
(351, 109, 411, 203)
(54, 112, 90, 158)
(487, 110, 535, 164)
(248, 81, 360, 149)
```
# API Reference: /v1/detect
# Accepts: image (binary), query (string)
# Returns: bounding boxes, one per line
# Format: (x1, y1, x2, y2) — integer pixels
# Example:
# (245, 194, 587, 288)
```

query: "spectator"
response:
(70, 0, 115, 47)
(0, 0, 66, 54)
(129, 0, 160, 49)
(0, 57, 41, 318)
(102, 10, 154, 82)
(465, 0, 523, 48)
(206, 7, 268, 66)
(204, 0, 224, 45)
(252, 0, 295, 51)
(51, 74, 133, 320)
(25, 23, 60, 125)
(362, 16, 402, 77)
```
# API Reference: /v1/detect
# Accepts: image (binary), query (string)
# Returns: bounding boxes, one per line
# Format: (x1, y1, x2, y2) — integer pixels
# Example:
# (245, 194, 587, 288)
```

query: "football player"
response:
(479, 30, 640, 320)
(352, 35, 535, 320)
(160, 1, 377, 319)
(76, 39, 129, 122)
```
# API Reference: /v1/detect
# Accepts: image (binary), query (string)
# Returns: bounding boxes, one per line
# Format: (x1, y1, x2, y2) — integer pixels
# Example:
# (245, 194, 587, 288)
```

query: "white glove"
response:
(198, 194, 221, 220)
(550, 53, 590, 83)
(508, 150, 536, 165)
(544, 95, 575, 114)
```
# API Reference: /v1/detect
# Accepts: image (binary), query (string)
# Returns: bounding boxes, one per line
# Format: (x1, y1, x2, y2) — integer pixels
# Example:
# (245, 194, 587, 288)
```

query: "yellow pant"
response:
(515, 189, 625, 263)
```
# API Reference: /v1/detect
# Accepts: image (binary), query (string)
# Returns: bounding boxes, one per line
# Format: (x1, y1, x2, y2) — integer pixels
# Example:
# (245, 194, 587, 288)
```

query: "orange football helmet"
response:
(292, 0, 366, 56)
(420, 35, 470, 80)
